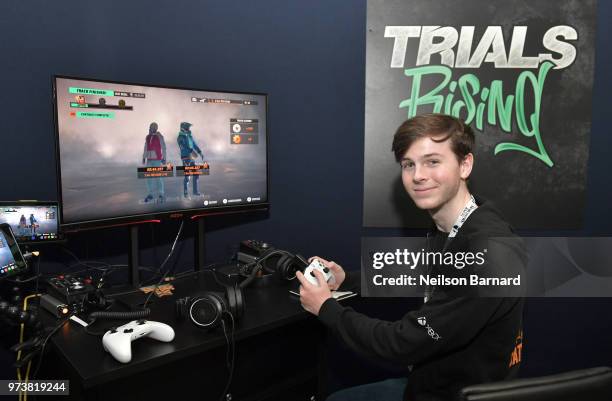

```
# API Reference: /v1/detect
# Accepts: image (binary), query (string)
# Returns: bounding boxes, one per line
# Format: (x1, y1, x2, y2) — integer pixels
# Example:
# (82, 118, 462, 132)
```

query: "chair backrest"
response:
(460, 366, 612, 401)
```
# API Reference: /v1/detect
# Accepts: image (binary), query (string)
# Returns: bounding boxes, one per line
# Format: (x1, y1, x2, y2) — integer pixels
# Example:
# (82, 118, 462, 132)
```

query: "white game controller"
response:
(304, 259, 336, 287)
(102, 319, 175, 363)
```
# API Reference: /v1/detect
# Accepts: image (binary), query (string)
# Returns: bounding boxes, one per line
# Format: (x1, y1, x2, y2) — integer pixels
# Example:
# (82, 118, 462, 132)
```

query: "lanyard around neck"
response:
(425, 195, 478, 304)
(447, 195, 478, 239)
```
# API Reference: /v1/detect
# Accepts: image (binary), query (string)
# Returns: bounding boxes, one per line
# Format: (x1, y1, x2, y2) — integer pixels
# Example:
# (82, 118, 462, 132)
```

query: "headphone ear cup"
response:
(261, 249, 281, 274)
(276, 254, 296, 281)
(208, 292, 227, 328)
(235, 286, 244, 320)
(226, 284, 244, 321)
(225, 285, 236, 317)
(188, 293, 225, 329)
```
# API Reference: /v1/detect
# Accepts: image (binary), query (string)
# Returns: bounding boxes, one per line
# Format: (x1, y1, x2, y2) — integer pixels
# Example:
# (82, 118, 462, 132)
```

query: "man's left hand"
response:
(296, 269, 332, 316)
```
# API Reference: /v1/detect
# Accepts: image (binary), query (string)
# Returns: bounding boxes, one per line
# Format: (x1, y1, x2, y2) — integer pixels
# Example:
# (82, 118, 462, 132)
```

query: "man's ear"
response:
(460, 153, 474, 180)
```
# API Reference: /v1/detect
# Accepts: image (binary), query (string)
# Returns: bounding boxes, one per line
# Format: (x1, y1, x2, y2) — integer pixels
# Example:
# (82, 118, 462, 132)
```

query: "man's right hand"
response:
(308, 256, 346, 291)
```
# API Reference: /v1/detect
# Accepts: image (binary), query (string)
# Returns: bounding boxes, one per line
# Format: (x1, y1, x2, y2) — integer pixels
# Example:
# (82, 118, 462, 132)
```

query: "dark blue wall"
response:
(0, 0, 611, 386)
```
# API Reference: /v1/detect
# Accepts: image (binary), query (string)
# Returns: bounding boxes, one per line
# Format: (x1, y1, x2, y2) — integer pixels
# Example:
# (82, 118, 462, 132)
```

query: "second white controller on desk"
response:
(102, 319, 175, 363)
(304, 259, 336, 287)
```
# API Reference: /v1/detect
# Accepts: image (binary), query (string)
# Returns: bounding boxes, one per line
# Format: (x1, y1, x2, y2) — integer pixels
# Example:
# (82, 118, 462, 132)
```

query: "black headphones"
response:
(175, 284, 244, 329)
(239, 249, 308, 289)
(262, 251, 308, 281)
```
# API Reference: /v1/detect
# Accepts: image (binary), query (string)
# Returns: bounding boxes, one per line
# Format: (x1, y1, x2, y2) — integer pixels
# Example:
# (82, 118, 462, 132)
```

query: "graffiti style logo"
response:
(385, 25, 578, 167)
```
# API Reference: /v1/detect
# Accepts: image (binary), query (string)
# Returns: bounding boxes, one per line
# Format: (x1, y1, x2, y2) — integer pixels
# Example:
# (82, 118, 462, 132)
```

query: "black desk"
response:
(41, 271, 330, 401)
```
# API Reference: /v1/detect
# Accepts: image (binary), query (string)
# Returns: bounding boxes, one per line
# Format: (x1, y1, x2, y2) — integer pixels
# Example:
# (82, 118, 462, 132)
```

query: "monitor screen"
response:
(0, 202, 61, 244)
(0, 224, 27, 278)
(53, 76, 269, 229)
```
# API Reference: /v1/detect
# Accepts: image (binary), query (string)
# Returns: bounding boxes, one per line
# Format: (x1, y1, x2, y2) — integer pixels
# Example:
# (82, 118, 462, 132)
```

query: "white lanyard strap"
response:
(447, 195, 478, 239)
(424, 195, 478, 303)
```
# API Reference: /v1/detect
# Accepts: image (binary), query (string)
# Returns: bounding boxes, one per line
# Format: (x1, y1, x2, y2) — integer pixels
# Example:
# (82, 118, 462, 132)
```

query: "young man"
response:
(297, 113, 526, 401)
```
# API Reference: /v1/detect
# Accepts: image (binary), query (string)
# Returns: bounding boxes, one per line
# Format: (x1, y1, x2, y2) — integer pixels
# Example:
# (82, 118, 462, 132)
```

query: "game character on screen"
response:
(142, 122, 167, 203)
(28, 214, 38, 236)
(18, 214, 27, 236)
(177, 121, 204, 198)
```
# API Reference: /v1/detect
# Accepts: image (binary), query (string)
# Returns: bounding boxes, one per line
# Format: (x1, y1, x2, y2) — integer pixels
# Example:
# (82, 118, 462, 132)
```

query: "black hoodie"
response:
(318, 196, 526, 401)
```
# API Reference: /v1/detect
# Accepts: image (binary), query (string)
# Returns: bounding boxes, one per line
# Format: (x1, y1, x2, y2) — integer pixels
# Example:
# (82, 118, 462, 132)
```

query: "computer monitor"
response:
(53, 76, 269, 230)
(0, 201, 61, 244)
(0, 223, 28, 278)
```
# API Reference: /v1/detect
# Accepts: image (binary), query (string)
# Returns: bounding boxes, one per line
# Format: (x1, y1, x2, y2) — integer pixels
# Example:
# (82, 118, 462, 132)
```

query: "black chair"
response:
(460, 366, 612, 401)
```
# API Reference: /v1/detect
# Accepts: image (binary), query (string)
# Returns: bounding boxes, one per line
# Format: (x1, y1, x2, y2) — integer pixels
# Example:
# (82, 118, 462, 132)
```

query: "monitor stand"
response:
(126, 221, 164, 287)
(191, 207, 268, 272)
(114, 223, 160, 310)
(125, 218, 201, 289)
(195, 218, 206, 271)
(128, 225, 141, 287)
(117, 219, 204, 310)
(126, 218, 206, 289)
(124, 220, 161, 288)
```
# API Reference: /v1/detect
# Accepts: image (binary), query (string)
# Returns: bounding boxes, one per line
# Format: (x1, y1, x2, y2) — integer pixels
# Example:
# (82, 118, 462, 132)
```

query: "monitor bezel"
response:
(52, 74, 270, 231)
(0, 200, 63, 244)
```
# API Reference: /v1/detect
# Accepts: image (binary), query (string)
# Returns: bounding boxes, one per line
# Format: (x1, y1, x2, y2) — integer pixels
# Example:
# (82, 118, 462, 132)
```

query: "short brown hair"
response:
(391, 113, 475, 163)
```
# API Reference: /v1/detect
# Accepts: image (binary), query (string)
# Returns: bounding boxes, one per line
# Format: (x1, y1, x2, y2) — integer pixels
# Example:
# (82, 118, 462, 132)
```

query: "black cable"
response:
(32, 318, 70, 379)
(162, 239, 186, 281)
(5, 274, 41, 284)
(103, 262, 222, 301)
(83, 323, 109, 337)
(84, 309, 152, 336)
(143, 221, 184, 309)
(47, 260, 157, 292)
(173, 269, 202, 280)
(247, 249, 294, 272)
(59, 247, 159, 278)
(221, 319, 231, 369)
(103, 287, 141, 299)
(88, 309, 151, 321)
(67, 263, 116, 273)
(201, 268, 232, 289)
(218, 312, 236, 401)
(83, 264, 157, 276)
(157, 263, 226, 284)
(35, 253, 41, 295)
(60, 247, 115, 272)
(138, 268, 168, 287)
(65, 263, 125, 276)
(238, 264, 263, 289)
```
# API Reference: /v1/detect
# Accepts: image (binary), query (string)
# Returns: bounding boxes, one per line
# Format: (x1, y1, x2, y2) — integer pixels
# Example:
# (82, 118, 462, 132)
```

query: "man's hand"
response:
(308, 256, 346, 291)
(296, 269, 332, 316)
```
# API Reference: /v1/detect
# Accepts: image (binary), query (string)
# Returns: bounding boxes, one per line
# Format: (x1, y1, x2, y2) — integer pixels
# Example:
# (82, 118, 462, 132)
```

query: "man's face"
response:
(400, 136, 471, 212)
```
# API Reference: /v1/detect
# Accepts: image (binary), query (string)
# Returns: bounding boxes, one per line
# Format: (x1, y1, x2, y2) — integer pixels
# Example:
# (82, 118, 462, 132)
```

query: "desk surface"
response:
(49, 270, 314, 388)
